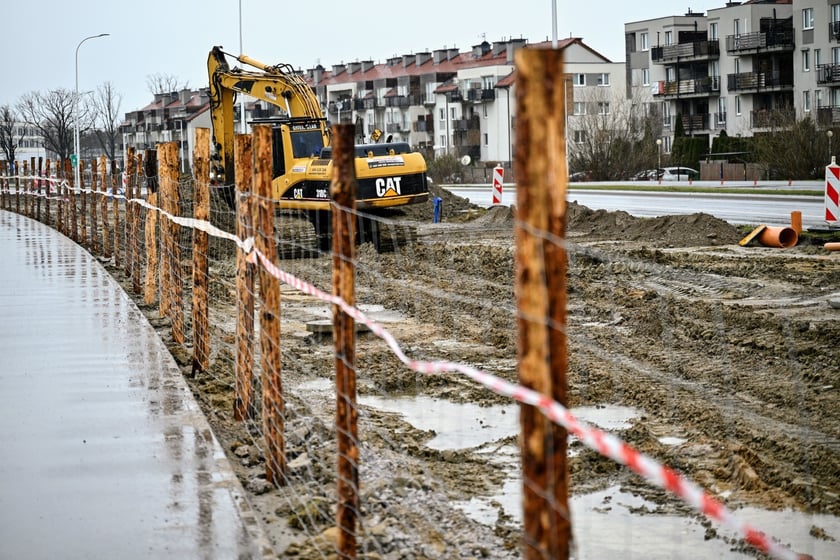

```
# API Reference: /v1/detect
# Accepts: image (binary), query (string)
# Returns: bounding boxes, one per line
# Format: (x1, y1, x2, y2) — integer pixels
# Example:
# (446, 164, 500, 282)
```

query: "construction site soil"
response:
(118, 185, 840, 559)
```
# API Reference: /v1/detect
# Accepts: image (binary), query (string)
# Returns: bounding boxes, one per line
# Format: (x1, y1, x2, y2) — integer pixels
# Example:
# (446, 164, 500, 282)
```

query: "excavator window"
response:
(271, 127, 286, 179)
(291, 130, 324, 158)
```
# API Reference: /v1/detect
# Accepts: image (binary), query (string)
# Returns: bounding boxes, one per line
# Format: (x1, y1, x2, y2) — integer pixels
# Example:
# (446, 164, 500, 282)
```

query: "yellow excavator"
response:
(207, 46, 429, 252)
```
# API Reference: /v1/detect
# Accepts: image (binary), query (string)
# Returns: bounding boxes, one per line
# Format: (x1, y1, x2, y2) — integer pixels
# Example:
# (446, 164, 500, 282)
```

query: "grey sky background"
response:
(1, 0, 722, 115)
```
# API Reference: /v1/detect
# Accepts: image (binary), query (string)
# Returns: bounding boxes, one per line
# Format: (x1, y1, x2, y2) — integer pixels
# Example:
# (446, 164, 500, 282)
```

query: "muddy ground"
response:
(117, 185, 840, 559)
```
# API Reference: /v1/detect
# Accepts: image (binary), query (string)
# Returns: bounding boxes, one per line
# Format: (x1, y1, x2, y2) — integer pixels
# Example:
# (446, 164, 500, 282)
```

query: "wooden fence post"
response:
(234, 133, 256, 422)
(100, 155, 110, 258)
(79, 160, 87, 246)
(15, 161, 21, 214)
(514, 47, 571, 560)
(332, 123, 359, 560)
(69, 158, 78, 242)
(44, 159, 52, 225)
(124, 149, 135, 279)
(253, 124, 285, 485)
(162, 142, 184, 344)
(111, 159, 121, 269)
(144, 149, 159, 306)
(132, 152, 144, 295)
(90, 158, 99, 254)
(144, 190, 159, 307)
(23, 160, 30, 217)
(36, 157, 43, 223)
(1, 161, 6, 210)
(191, 129, 211, 375)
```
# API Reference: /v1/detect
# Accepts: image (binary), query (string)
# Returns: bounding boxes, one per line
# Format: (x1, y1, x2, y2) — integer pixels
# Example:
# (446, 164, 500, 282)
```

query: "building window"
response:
(709, 22, 718, 40)
(665, 31, 673, 45)
(803, 8, 814, 30)
(816, 88, 824, 110)
(597, 73, 610, 86)
(483, 133, 488, 146)
(450, 107, 456, 120)
(816, 49, 822, 67)
(834, 47, 840, 64)
(439, 108, 444, 120)
(834, 4, 840, 22)
(573, 73, 585, 86)
(717, 97, 727, 125)
(803, 50, 811, 72)
(598, 102, 610, 115)
(573, 102, 586, 115)
(573, 130, 586, 143)
(735, 96, 741, 115)
(734, 18, 740, 37)
(439, 134, 447, 148)
(804, 90, 811, 112)
(642, 68, 650, 86)
(641, 32, 649, 51)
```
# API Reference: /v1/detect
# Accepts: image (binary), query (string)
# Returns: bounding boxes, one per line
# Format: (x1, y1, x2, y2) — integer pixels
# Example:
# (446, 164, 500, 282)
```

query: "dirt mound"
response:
(567, 201, 741, 246)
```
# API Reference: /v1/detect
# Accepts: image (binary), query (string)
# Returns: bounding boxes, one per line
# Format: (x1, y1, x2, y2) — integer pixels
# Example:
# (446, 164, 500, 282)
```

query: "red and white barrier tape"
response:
(247, 245, 810, 560)
(1, 182, 812, 559)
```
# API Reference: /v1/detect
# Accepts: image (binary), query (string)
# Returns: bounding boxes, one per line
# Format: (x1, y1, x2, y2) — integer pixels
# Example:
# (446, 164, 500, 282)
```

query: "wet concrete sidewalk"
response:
(0, 211, 271, 559)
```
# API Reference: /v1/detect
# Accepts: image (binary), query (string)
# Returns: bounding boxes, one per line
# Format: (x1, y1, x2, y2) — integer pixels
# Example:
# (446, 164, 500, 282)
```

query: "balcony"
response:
(385, 95, 410, 108)
(385, 123, 404, 133)
(818, 105, 840, 125)
(750, 108, 795, 129)
(651, 40, 719, 63)
(653, 76, 719, 98)
(727, 71, 793, 92)
(466, 88, 496, 102)
(817, 63, 840, 85)
(678, 113, 710, 132)
(725, 30, 794, 53)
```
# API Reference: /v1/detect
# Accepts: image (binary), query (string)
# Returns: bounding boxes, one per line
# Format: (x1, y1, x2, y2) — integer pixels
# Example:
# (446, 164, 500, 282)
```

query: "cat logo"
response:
(376, 177, 402, 197)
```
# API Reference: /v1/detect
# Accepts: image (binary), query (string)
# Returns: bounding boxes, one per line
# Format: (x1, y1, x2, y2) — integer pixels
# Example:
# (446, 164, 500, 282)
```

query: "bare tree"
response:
(0, 104, 23, 164)
(17, 88, 87, 161)
(146, 73, 187, 95)
(92, 81, 123, 161)
(567, 87, 663, 180)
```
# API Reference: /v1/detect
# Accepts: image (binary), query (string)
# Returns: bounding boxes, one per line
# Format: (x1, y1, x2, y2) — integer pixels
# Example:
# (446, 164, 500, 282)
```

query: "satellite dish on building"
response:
(460, 155, 471, 166)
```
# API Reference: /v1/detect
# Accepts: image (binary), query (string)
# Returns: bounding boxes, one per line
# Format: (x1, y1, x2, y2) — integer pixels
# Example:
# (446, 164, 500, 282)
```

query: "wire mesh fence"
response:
(1, 50, 838, 560)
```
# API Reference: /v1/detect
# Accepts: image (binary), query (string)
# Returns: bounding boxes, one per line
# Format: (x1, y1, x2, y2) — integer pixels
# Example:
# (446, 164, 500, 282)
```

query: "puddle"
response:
(290, 382, 840, 557)
(658, 436, 687, 446)
(358, 395, 518, 450)
(455, 469, 840, 559)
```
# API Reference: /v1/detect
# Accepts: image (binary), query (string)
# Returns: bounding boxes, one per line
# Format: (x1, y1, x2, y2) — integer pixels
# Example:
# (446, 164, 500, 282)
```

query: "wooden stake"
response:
(125, 149, 135, 280)
(191, 129, 211, 376)
(36, 157, 43, 222)
(79, 160, 87, 246)
(100, 155, 110, 258)
(160, 142, 184, 344)
(144, 190, 159, 307)
(253, 124, 285, 485)
(514, 47, 571, 560)
(90, 158, 99, 254)
(111, 159, 121, 269)
(69, 158, 78, 242)
(234, 133, 256, 422)
(332, 123, 359, 560)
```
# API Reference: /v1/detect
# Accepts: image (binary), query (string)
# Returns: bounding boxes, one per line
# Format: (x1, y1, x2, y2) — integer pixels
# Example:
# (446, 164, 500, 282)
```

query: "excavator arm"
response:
(207, 46, 327, 185)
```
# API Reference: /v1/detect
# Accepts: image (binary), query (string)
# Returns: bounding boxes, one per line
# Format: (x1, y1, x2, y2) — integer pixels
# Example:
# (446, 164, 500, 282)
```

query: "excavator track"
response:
(273, 211, 418, 259)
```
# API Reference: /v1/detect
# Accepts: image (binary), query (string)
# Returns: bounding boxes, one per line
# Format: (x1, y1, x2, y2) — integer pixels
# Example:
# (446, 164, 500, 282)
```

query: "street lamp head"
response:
(828, 130, 834, 139)
(656, 138, 663, 146)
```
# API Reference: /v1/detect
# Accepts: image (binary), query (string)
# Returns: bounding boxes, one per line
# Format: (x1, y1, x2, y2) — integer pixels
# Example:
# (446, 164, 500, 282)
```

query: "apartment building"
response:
(624, 0, 840, 156)
(307, 37, 624, 167)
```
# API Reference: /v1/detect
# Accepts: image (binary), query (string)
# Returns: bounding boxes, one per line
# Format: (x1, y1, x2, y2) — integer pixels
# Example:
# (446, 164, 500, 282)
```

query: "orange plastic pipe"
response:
(757, 226, 798, 248)
(790, 211, 802, 234)
(825, 242, 840, 251)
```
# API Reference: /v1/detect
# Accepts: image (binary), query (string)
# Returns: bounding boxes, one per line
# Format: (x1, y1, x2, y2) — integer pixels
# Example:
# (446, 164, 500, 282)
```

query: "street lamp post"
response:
(656, 138, 663, 184)
(74, 33, 109, 188)
(828, 130, 834, 162)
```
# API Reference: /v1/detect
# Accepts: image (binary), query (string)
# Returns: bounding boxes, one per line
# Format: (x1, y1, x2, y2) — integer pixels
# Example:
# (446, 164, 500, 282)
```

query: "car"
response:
(659, 166, 699, 181)
(569, 171, 592, 182)
(631, 169, 660, 181)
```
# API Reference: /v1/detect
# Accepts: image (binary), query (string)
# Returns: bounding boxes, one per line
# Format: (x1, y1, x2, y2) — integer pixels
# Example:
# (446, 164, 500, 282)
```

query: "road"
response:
(445, 183, 827, 229)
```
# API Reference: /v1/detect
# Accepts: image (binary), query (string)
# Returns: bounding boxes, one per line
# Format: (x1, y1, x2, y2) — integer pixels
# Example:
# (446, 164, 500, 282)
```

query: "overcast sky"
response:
(1, 0, 723, 116)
